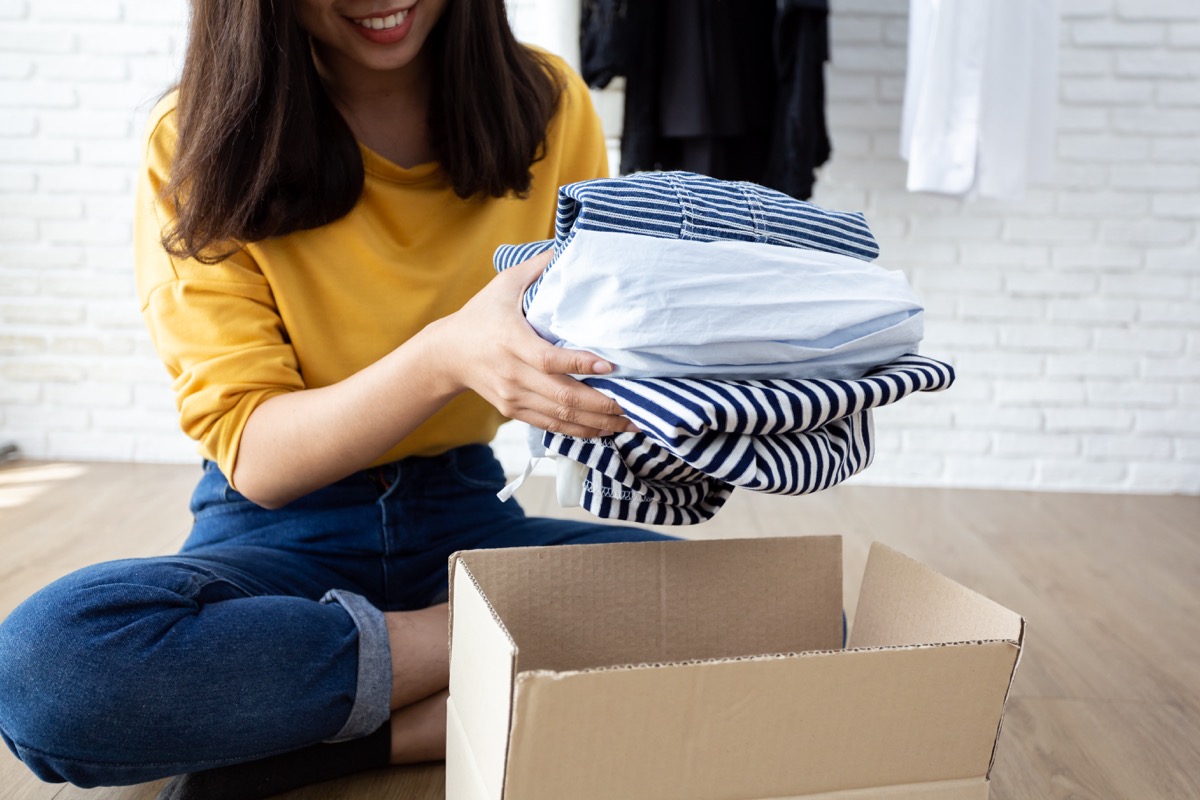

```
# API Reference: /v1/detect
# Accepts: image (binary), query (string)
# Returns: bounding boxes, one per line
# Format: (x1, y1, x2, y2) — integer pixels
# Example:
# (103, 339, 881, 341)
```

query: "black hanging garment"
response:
(580, 0, 663, 177)
(580, 0, 832, 200)
(768, 0, 832, 200)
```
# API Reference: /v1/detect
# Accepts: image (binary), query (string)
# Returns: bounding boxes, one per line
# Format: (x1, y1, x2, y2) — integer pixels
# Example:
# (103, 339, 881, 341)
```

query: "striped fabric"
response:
(544, 355, 955, 525)
(494, 170, 881, 310)
(495, 172, 953, 524)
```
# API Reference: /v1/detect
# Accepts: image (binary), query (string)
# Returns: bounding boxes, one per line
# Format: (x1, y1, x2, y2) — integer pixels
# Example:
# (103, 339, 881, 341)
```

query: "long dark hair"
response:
(162, 0, 563, 263)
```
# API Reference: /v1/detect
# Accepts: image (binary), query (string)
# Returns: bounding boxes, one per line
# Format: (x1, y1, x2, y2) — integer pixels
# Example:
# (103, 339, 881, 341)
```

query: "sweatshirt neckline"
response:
(359, 143, 441, 185)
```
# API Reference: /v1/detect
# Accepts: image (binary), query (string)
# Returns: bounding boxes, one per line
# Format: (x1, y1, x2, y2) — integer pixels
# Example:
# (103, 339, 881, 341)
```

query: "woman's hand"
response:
(430, 250, 637, 439)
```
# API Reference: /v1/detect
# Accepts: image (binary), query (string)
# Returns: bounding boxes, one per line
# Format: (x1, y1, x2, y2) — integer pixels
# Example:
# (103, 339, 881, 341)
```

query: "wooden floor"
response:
(1, 460, 1198, 799)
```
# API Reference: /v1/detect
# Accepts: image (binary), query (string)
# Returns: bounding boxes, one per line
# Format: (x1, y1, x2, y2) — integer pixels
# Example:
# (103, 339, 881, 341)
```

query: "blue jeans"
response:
(0, 445, 674, 787)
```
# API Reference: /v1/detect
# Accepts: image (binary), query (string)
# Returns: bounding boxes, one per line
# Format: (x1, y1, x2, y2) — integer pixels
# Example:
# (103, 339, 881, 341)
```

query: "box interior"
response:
(454, 536, 845, 673)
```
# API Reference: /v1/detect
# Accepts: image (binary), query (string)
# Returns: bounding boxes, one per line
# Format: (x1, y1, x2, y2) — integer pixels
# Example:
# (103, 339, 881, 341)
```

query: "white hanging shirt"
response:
(900, 0, 1059, 199)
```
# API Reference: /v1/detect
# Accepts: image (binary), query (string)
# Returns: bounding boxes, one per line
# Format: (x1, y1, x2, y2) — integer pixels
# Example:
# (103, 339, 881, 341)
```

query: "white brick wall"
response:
(1, 0, 1197, 495)
(0, 0, 191, 462)
(807, 0, 1199, 494)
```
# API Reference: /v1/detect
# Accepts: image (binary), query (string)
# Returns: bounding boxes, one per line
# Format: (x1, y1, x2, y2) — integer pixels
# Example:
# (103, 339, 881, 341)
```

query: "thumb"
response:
(504, 247, 555, 290)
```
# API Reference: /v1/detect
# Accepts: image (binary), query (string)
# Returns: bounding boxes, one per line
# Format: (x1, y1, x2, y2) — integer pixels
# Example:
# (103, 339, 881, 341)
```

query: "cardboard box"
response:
(446, 536, 1024, 800)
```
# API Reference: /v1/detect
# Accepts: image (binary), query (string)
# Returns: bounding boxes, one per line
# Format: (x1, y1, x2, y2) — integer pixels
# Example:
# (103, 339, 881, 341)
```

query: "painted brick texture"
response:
(0, 1, 190, 463)
(0, 0, 1196, 494)
(804, 0, 1199, 493)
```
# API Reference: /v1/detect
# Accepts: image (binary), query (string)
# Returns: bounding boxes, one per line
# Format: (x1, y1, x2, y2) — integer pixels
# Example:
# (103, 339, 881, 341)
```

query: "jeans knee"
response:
(0, 558, 240, 786)
(0, 573, 99, 782)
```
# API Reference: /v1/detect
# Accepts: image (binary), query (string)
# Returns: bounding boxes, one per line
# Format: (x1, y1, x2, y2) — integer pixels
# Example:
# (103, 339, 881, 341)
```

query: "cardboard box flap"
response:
(756, 778, 989, 800)
(503, 641, 1020, 800)
(455, 537, 842, 673)
(849, 543, 1024, 649)
(445, 696, 491, 800)
(448, 558, 516, 800)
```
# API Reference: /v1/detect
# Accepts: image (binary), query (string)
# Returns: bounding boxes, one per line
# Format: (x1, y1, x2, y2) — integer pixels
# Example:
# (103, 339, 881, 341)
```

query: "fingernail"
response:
(625, 422, 641, 433)
(591, 361, 613, 374)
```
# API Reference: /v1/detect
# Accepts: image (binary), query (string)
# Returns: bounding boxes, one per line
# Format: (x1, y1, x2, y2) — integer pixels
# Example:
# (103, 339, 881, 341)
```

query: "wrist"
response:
(413, 317, 467, 400)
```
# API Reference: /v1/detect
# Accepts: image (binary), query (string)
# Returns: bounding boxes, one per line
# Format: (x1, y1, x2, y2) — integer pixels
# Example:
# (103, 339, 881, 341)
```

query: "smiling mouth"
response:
(351, 7, 412, 30)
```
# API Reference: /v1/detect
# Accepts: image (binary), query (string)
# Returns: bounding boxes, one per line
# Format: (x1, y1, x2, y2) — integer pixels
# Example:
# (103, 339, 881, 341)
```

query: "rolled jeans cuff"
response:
(320, 588, 391, 743)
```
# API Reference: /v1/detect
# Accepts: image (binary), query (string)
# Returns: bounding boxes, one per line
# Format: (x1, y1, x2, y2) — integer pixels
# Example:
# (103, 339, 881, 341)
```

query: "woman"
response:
(0, 0, 670, 794)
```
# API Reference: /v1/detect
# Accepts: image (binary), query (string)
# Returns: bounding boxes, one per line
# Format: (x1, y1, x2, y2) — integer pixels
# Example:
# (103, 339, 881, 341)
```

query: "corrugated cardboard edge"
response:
(447, 554, 519, 800)
(987, 616, 1026, 779)
(511, 637, 1013, 675)
(759, 777, 988, 800)
(448, 551, 508, 667)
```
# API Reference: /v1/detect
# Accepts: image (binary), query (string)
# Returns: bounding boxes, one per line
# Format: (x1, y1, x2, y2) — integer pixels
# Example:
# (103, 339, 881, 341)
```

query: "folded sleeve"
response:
(134, 94, 305, 484)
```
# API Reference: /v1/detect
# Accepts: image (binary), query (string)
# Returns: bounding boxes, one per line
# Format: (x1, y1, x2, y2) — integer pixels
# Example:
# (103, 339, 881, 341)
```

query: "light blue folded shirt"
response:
(518, 229, 923, 380)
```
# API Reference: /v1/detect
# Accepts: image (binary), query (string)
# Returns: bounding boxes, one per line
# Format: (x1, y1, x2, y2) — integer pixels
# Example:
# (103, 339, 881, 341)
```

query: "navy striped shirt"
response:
(543, 355, 954, 525)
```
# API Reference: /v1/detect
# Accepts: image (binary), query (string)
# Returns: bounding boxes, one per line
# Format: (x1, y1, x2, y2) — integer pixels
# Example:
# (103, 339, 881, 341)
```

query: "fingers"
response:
(486, 248, 641, 438)
(488, 339, 637, 437)
(500, 253, 614, 379)
(503, 310, 615, 377)
(521, 411, 634, 440)
(515, 369, 638, 438)
(504, 321, 636, 435)
(537, 347, 614, 377)
(513, 331, 614, 378)
(537, 373, 636, 432)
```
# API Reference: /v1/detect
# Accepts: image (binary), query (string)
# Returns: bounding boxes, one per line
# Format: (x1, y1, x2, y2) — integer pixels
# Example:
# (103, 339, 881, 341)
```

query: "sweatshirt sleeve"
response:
(134, 94, 305, 485)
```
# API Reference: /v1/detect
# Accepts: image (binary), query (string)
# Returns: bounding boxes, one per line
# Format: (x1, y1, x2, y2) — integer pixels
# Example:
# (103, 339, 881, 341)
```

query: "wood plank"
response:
(0, 462, 197, 617)
(993, 696, 1200, 799)
(271, 764, 445, 800)
(0, 763, 64, 800)
(53, 780, 169, 800)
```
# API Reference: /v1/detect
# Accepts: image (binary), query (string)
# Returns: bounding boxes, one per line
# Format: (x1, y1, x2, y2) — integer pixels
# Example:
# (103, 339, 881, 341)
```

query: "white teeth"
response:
(355, 9, 408, 30)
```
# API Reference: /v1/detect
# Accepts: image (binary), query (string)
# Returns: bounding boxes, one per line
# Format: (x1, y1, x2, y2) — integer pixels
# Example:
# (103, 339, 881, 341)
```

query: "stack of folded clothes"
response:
(495, 171, 954, 524)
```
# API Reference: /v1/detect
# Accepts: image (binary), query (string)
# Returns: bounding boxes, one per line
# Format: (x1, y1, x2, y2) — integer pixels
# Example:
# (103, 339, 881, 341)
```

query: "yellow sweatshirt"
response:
(134, 53, 608, 484)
